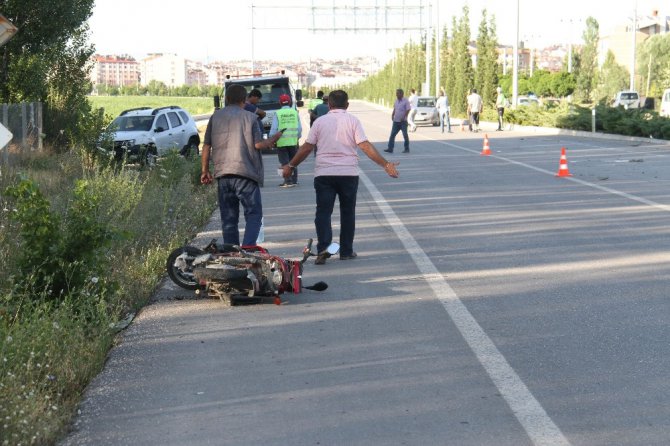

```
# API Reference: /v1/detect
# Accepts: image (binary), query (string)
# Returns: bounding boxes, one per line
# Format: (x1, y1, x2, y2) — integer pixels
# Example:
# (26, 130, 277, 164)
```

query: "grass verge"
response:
(0, 150, 217, 445)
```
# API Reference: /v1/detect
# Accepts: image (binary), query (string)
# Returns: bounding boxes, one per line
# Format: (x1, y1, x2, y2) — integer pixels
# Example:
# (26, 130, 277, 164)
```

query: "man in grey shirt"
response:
(201, 84, 283, 246)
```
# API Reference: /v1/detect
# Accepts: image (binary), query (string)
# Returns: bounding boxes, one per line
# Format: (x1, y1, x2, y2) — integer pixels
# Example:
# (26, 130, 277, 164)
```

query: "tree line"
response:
(348, 7, 669, 112)
(95, 80, 219, 98)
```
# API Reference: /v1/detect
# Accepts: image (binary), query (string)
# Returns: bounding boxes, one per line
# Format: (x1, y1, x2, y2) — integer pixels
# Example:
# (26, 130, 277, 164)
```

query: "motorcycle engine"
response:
(269, 259, 283, 288)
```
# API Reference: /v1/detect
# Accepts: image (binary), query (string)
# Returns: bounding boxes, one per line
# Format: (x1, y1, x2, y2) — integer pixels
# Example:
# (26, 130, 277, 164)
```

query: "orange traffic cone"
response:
(481, 134, 491, 156)
(556, 147, 572, 177)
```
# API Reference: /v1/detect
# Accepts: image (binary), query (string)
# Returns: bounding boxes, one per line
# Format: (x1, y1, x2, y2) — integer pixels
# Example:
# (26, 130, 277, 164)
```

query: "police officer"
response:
(270, 94, 302, 187)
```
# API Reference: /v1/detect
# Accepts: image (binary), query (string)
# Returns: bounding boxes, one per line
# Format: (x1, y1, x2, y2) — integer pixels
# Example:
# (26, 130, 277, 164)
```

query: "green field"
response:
(88, 95, 215, 118)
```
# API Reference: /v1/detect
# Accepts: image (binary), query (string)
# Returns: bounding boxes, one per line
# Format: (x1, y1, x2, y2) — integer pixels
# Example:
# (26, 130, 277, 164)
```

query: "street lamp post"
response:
(630, 0, 638, 91)
(513, 0, 519, 107)
(424, 1, 431, 96)
(435, 1, 440, 94)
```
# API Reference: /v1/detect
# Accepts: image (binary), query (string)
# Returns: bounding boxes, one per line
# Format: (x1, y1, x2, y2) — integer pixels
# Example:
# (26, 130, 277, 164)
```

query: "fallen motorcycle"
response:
(166, 238, 338, 305)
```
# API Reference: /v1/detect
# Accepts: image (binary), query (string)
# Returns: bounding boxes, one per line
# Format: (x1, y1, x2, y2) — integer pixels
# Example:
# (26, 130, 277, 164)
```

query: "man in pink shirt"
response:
(281, 90, 399, 264)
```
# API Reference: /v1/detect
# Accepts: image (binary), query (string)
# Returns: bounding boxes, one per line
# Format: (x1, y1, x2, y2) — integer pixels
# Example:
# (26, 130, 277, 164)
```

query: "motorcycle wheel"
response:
(166, 246, 205, 290)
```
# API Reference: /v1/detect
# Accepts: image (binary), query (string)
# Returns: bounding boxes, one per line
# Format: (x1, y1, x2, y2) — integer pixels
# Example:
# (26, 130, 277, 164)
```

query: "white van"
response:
(660, 88, 670, 117)
(613, 91, 640, 109)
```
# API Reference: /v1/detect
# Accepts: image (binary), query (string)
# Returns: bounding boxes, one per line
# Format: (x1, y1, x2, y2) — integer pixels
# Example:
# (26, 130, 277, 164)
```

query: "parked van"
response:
(660, 88, 670, 117)
(613, 91, 640, 109)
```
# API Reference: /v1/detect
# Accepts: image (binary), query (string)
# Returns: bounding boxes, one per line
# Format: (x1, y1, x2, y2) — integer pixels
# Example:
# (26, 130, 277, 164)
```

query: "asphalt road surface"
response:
(61, 102, 670, 446)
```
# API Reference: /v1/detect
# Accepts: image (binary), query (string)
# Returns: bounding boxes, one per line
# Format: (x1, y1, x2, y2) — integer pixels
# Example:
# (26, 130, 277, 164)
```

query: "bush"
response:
(0, 150, 217, 444)
(4, 178, 117, 304)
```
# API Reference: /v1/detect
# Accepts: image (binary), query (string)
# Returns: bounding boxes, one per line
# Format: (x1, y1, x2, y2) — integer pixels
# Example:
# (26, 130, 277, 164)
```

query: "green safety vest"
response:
(276, 108, 299, 147)
(309, 98, 322, 111)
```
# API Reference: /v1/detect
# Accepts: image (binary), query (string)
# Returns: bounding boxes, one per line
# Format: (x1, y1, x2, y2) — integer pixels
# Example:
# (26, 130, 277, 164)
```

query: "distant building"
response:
(90, 54, 139, 87)
(140, 53, 187, 87)
(497, 45, 532, 75)
(600, 10, 670, 76)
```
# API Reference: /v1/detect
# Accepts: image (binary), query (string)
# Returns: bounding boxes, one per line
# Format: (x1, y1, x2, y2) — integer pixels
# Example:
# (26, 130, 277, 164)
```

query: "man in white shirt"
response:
(466, 88, 483, 132)
(436, 90, 452, 133)
(407, 88, 419, 132)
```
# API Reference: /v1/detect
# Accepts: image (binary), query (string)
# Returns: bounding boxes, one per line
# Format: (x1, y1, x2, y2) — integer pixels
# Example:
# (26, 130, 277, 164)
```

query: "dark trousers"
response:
(314, 175, 358, 256)
(387, 120, 409, 152)
(497, 107, 505, 129)
(217, 176, 263, 246)
(277, 145, 298, 183)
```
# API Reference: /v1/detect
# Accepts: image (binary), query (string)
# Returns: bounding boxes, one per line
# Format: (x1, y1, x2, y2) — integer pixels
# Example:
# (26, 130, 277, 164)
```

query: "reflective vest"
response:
(276, 108, 299, 147)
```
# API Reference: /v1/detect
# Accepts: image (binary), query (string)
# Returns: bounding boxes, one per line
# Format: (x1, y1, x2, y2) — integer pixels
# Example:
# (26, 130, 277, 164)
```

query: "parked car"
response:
(660, 88, 670, 118)
(413, 96, 439, 126)
(105, 105, 201, 163)
(612, 91, 640, 109)
(517, 96, 541, 107)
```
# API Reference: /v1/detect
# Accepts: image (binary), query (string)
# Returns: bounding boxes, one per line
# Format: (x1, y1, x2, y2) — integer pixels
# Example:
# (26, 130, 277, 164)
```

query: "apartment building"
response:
(140, 53, 187, 87)
(601, 10, 670, 71)
(90, 54, 139, 86)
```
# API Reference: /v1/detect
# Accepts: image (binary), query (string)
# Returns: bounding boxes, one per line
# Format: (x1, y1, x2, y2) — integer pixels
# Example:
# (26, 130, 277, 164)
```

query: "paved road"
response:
(62, 102, 670, 446)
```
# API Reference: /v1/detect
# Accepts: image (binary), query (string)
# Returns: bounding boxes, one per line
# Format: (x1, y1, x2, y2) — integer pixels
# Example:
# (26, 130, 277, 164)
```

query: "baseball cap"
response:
(279, 94, 291, 105)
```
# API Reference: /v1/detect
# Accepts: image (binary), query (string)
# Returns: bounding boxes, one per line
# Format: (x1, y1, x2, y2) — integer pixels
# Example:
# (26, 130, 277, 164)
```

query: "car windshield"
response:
(418, 98, 435, 107)
(233, 81, 291, 109)
(110, 116, 154, 131)
(620, 93, 638, 100)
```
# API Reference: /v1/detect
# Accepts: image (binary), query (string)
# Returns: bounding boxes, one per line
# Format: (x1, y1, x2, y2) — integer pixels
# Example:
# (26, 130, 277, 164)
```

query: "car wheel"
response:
(182, 137, 200, 158)
(144, 144, 158, 167)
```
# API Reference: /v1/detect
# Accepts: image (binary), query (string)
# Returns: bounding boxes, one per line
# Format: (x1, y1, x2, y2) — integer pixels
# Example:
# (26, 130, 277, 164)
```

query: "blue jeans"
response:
(387, 121, 409, 152)
(217, 175, 263, 246)
(439, 110, 451, 133)
(314, 176, 358, 256)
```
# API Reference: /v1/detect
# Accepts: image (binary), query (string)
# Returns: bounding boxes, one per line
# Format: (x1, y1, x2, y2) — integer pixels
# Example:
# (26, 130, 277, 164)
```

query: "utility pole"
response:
(435, 1, 440, 94)
(630, 0, 637, 91)
(425, 1, 431, 96)
(251, 2, 255, 74)
(513, 0, 519, 107)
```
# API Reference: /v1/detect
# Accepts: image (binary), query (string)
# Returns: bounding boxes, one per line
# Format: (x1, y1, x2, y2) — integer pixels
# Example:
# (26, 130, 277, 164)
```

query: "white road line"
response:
(437, 139, 670, 213)
(358, 170, 572, 446)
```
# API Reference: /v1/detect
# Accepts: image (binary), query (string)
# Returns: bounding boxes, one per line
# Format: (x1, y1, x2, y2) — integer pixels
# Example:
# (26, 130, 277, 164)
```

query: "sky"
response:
(88, 0, 666, 63)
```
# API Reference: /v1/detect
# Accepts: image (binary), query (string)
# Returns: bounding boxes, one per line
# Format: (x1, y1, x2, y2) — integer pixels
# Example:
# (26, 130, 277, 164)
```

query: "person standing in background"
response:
(384, 88, 411, 154)
(407, 88, 419, 132)
(436, 90, 452, 134)
(244, 88, 265, 135)
(495, 86, 508, 131)
(270, 94, 302, 187)
(467, 88, 483, 132)
(308, 90, 325, 127)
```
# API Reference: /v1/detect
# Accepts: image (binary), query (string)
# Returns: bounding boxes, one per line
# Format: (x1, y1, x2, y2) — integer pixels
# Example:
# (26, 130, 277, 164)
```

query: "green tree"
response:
(637, 33, 670, 97)
(475, 9, 499, 106)
(528, 70, 553, 97)
(594, 50, 629, 103)
(0, 0, 98, 149)
(551, 71, 577, 98)
(442, 19, 457, 103)
(450, 6, 474, 115)
(574, 17, 599, 103)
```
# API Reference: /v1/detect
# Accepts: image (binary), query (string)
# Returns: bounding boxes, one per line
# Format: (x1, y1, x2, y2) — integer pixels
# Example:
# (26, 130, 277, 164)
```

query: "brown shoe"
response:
(315, 251, 331, 265)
